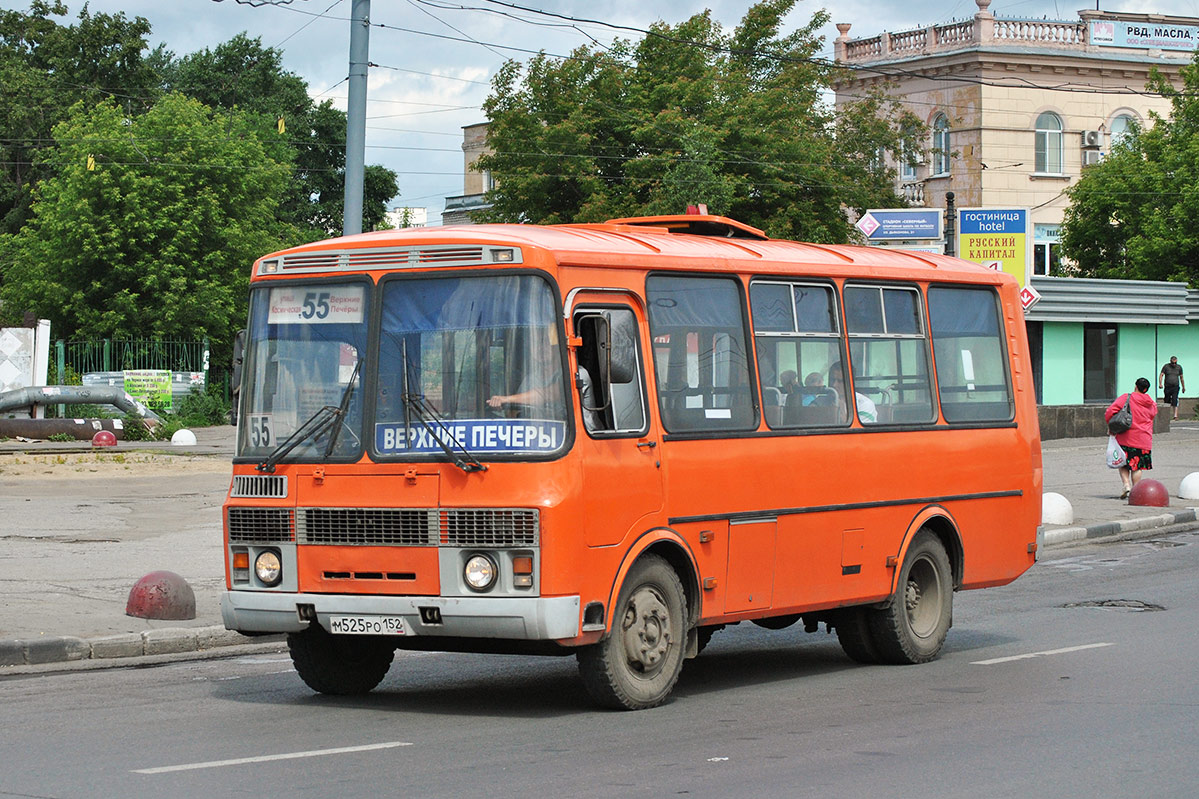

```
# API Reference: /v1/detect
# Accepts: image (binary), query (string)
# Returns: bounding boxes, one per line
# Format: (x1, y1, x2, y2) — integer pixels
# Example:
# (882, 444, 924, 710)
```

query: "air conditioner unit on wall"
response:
(1081, 130, 1102, 148)
(1082, 149, 1103, 166)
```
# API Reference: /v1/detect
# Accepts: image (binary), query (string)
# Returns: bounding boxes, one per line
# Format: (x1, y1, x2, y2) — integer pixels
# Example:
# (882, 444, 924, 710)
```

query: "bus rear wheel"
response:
(868, 530, 953, 664)
(288, 624, 395, 696)
(577, 554, 687, 710)
(833, 608, 880, 664)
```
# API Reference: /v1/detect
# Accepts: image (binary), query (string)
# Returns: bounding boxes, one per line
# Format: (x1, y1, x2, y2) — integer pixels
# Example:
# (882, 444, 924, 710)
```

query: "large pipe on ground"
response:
(0, 417, 129, 440)
(0, 385, 161, 422)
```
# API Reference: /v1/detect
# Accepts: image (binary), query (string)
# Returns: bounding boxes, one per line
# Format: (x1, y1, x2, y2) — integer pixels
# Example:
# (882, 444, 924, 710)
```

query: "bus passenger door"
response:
(572, 302, 664, 547)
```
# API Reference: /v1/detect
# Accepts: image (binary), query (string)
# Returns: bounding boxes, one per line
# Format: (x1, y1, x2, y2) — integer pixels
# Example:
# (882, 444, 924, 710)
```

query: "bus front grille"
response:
(441, 508, 539, 547)
(288, 507, 540, 547)
(231, 475, 288, 498)
(227, 507, 295, 543)
(298, 508, 440, 546)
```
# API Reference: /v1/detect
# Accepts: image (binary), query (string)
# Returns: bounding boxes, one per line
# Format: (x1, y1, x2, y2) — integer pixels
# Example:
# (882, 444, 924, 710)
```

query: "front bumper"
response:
(221, 590, 581, 640)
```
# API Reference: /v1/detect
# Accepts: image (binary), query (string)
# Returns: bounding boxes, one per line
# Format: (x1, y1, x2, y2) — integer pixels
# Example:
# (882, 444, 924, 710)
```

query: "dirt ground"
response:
(0, 450, 233, 639)
(0, 451, 232, 479)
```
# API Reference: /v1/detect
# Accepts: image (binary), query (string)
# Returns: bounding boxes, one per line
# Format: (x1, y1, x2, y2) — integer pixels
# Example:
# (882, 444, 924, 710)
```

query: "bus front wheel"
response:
(288, 624, 395, 695)
(868, 530, 953, 664)
(577, 554, 687, 710)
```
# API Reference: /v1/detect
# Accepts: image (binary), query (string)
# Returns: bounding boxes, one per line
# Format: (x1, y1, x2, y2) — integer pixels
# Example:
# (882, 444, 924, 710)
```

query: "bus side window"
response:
(928, 286, 1014, 423)
(646, 275, 755, 433)
(749, 280, 847, 429)
(575, 308, 649, 436)
(844, 284, 935, 424)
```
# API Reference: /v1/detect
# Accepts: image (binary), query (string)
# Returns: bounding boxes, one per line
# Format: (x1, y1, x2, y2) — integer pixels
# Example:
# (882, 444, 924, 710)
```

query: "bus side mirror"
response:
(607, 311, 637, 384)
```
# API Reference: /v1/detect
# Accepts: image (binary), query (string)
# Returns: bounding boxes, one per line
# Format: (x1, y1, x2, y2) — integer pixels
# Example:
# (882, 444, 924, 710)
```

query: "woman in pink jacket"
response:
(1105, 377, 1158, 498)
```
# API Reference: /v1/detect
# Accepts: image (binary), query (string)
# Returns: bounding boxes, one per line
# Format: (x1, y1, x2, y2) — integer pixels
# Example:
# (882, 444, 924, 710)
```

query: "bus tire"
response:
(288, 624, 395, 696)
(834, 608, 880, 664)
(868, 530, 953, 665)
(577, 554, 687, 710)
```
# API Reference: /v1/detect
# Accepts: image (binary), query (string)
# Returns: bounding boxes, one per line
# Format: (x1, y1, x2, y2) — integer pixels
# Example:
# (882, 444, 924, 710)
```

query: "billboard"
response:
(956, 208, 1031, 289)
(856, 209, 944, 241)
(1090, 20, 1199, 51)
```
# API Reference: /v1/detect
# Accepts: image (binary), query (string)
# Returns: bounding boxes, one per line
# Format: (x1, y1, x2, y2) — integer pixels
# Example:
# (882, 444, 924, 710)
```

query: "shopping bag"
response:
(1108, 395, 1132, 434)
(1106, 435, 1127, 469)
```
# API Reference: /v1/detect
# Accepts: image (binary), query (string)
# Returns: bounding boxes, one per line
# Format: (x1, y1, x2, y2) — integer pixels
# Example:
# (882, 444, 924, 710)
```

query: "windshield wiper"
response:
(256, 360, 361, 473)
(402, 391, 487, 473)
(323, 359, 362, 457)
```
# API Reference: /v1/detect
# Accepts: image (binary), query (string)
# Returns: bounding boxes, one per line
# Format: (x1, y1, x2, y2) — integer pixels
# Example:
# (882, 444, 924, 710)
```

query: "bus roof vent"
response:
(275, 245, 493, 273)
(604, 214, 770, 241)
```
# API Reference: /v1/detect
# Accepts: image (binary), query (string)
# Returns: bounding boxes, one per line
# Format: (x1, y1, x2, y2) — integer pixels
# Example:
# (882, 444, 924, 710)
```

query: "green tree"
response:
(0, 0, 159, 235)
(477, 0, 919, 241)
(1061, 56, 1199, 282)
(0, 93, 300, 363)
(157, 33, 399, 235)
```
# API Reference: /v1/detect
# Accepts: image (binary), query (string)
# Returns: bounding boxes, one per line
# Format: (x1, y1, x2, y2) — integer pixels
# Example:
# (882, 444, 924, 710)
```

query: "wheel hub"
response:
(622, 587, 672, 673)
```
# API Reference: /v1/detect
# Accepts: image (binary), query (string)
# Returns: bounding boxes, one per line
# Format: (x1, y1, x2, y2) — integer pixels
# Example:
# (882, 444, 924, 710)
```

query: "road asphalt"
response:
(2, 419, 1198, 670)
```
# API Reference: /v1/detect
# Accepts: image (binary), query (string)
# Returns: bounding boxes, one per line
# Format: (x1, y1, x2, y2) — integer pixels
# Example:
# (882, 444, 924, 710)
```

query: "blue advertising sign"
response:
(1090, 20, 1199, 51)
(857, 209, 944, 241)
(375, 418, 566, 455)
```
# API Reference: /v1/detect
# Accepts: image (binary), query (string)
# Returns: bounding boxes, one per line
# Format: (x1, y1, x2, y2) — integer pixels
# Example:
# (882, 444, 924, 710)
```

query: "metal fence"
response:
(55, 338, 210, 381)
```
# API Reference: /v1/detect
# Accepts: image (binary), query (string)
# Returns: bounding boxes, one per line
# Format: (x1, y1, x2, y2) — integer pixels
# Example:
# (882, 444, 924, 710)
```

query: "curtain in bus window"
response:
(647, 275, 754, 432)
(381, 275, 557, 332)
(928, 286, 1013, 422)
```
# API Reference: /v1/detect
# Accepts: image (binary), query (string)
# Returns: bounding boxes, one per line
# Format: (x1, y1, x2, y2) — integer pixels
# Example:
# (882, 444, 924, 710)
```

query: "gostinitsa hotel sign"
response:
(1090, 20, 1199, 51)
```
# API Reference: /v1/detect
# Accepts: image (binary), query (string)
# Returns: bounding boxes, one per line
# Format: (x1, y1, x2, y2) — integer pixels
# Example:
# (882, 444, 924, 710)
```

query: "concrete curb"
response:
(0, 626, 284, 668)
(1042, 507, 1199, 547)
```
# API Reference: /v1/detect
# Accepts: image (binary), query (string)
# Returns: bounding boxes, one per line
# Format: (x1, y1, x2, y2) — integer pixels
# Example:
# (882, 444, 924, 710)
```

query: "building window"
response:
(931, 115, 950, 176)
(1110, 114, 1135, 149)
(900, 144, 920, 181)
(1035, 112, 1063, 174)
(1033, 223, 1062, 276)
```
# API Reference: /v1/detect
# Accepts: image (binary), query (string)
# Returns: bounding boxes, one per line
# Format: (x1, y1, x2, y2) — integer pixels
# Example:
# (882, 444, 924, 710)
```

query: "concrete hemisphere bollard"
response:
(170, 428, 197, 446)
(1041, 492, 1074, 525)
(126, 570, 197, 620)
(1129, 478, 1169, 507)
(1179, 472, 1199, 499)
(91, 429, 117, 447)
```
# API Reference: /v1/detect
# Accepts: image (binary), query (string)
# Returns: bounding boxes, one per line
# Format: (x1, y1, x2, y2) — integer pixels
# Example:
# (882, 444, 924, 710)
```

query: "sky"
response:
(7, 0, 1199, 223)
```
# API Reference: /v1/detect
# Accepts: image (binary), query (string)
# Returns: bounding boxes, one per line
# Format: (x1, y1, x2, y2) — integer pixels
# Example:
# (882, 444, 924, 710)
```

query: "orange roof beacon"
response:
(221, 213, 1043, 710)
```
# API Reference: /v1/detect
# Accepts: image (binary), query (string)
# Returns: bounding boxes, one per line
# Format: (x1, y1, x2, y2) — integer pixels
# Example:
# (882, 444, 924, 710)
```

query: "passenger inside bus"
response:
(487, 339, 563, 418)
(829, 362, 878, 424)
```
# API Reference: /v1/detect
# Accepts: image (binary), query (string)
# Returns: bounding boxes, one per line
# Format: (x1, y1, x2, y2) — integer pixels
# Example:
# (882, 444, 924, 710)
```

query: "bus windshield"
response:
(239, 282, 369, 460)
(373, 273, 568, 459)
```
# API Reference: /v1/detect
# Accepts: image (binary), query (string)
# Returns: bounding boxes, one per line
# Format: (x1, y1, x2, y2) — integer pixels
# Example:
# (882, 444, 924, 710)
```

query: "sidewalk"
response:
(2, 422, 1198, 669)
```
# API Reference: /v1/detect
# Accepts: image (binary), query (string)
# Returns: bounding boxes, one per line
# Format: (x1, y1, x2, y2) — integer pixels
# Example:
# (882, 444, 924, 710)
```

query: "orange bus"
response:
(221, 213, 1042, 710)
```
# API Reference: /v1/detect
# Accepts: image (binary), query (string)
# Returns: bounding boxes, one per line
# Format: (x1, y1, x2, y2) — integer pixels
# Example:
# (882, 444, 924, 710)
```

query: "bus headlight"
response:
(254, 550, 283, 586)
(464, 554, 497, 592)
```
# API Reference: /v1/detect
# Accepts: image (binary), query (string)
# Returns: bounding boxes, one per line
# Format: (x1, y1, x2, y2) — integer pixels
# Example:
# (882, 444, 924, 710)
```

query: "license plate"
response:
(328, 615, 408, 635)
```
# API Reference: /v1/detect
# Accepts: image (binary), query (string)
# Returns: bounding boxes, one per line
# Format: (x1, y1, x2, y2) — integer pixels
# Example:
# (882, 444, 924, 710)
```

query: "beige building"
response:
(834, 0, 1196, 274)
(442, 122, 493, 226)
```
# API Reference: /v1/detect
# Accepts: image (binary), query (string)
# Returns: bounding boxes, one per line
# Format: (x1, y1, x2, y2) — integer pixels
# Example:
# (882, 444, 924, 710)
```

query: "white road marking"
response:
(971, 642, 1114, 665)
(133, 742, 412, 774)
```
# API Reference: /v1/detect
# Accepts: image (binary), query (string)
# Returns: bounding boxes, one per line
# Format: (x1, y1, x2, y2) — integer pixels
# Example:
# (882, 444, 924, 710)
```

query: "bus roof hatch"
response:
(605, 214, 770, 241)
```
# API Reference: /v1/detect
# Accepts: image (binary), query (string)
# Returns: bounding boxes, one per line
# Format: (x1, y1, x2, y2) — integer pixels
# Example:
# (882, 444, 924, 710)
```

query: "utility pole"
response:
(944, 191, 956, 257)
(343, 0, 370, 236)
